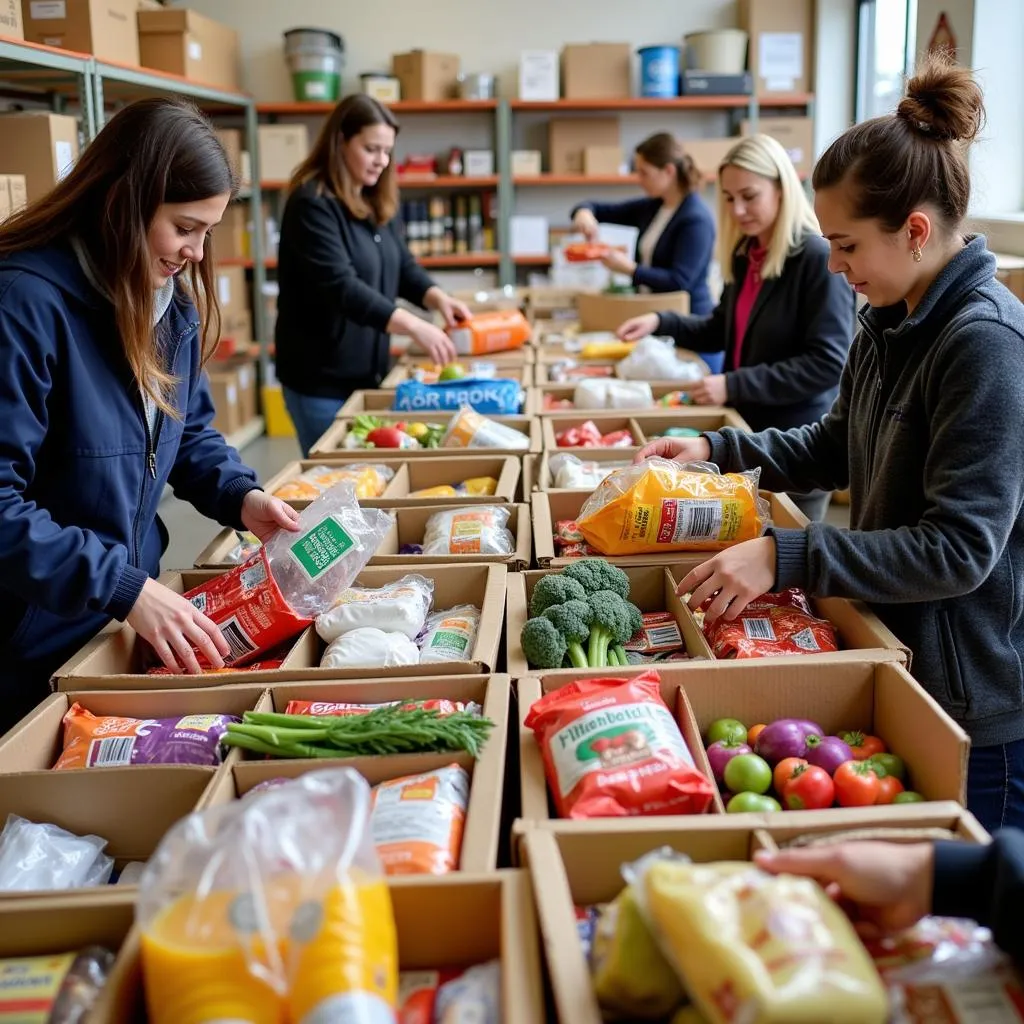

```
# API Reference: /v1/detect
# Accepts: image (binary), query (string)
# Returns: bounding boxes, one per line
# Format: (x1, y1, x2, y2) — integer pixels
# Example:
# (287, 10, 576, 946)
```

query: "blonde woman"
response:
(618, 134, 855, 520)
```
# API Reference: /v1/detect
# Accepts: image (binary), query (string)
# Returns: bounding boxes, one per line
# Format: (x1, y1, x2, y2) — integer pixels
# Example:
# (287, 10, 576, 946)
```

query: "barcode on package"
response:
(647, 624, 682, 648)
(658, 499, 723, 544)
(219, 616, 257, 663)
(87, 736, 136, 767)
(743, 618, 776, 641)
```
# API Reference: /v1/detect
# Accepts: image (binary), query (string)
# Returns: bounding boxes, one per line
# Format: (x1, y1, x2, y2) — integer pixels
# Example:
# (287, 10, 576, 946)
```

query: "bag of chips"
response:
(703, 589, 839, 659)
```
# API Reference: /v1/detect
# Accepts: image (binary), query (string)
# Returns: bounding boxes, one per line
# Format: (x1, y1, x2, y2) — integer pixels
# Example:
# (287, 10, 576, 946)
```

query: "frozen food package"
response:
(418, 606, 481, 664)
(316, 573, 435, 642)
(441, 406, 530, 450)
(320, 628, 420, 670)
(421, 506, 514, 557)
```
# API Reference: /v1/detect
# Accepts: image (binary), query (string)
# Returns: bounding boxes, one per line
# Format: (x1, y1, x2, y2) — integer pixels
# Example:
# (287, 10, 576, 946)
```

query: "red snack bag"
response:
(553, 519, 586, 547)
(523, 669, 715, 818)
(599, 429, 635, 448)
(146, 654, 287, 676)
(704, 588, 840, 659)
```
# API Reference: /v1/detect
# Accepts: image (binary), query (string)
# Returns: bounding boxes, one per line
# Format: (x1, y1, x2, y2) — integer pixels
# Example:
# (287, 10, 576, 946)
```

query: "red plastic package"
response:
(624, 612, 684, 654)
(704, 588, 840, 659)
(523, 669, 715, 818)
(398, 969, 462, 1024)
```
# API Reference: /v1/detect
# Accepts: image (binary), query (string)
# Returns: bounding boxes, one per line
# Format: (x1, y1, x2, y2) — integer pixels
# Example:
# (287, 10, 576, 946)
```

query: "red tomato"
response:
(876, 775, 905, 804)
(834, 760, 882, 807)
(748, 723, 767, 746)
(839, 731, 887, 760)
(773, 757, 807, 794)
(366, 426, 407, 448)
(782, 764, 835, 811)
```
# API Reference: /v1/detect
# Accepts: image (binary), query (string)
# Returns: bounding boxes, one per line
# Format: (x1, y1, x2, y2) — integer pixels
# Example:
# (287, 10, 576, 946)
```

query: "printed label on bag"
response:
(288, 515, 355, 581)
(0, 952, 77, 1022)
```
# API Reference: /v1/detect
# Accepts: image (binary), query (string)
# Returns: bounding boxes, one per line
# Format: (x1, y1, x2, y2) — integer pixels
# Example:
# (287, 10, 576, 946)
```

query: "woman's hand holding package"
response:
(616, 312, 658, 341)
(686, 373, 728, 406)
(572, 207, 600, 241)
(633, 436, 712, 465)
(404, 313, 458, 365)
(677, 536, 777, 625)
(241, 491, 302, 542)
(127, 578, 230, 674)
(424, 287, 472, 329)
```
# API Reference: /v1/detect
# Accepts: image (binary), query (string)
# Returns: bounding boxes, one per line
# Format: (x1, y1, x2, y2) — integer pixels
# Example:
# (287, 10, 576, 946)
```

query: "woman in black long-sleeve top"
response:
(619, 134, 854, 521)
(571, 132, 716, 314)
(275, 94, 468, 455)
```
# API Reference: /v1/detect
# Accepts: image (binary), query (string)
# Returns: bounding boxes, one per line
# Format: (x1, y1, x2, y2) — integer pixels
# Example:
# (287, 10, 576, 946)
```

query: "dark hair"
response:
(813, 52, 984, 232)
(0, 97, 236, 415)
(292, 94, 400, 223)
(635, 132, 702, 194)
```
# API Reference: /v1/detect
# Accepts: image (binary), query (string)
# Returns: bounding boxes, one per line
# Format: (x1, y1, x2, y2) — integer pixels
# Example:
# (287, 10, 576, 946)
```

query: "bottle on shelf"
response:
(453, 195, 469, 254)
(467, 195, 483, 252)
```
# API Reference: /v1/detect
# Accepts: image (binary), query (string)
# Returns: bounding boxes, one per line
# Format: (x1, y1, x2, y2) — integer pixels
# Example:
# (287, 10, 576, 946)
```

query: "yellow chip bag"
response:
(577, 457, 769, 555)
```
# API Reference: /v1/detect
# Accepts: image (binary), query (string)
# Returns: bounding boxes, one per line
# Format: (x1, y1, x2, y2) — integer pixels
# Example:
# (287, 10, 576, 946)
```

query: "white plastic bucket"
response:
(684, 29, 748, 74)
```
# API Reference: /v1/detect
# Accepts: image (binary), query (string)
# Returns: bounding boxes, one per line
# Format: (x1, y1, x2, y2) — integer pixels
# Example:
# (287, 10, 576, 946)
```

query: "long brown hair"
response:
(635, 132, 702, 194)
(291, 94, 400, 223)
(0, 98, 236, 416)
(813, 52, 984, 232)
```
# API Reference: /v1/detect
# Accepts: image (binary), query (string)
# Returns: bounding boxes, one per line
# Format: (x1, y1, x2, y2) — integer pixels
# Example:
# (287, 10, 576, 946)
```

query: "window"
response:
(855, 0, 915, 122)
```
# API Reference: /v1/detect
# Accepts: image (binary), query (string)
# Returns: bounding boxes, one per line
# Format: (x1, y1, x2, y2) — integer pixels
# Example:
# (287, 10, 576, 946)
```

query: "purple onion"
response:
(804, 734, 854, 776)
(753, 719, 823, 765)
(706, 740, 752, 783)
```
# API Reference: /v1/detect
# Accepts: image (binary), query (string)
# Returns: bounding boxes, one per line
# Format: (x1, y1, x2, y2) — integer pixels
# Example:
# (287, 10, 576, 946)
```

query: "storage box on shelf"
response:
(0, 112, 79, 203)
(21, 0, 139, 63)
(137, 7, 241, 91)
(0, 0, 23, 39)
(740, 0, 814, 98)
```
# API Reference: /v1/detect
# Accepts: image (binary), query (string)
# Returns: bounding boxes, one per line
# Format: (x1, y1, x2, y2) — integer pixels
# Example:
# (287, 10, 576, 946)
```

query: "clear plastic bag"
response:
(441, 405, 530, 450)
(574, 379, 654, 410)
(320, 628, 421, 670)
(548, 452, 631, 490)
(223, 530, 262, 565)
(421, 506, 514, 557)
(577, 458, 771, 555)
(136, 767, 398, 1024)
(434, 960, 502, 1023)
(0, 815, 114, 892)
(316, 573, 435, 642)
(615, 337, 707, 383)
(418, 605, 481, 664)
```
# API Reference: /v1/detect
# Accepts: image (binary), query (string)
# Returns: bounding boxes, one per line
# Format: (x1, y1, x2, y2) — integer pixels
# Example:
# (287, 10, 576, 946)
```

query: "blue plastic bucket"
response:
(638, 45, 680, 98)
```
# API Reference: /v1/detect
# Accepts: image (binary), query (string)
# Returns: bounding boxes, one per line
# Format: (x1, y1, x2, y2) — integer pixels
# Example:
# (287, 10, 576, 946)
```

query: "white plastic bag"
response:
(441, 405, 530, 450)
(418, 605, 481, 664)
(320, 628, 420, 670)
(435, 959, 502, 1023)
(548, 452, 631, 490)
(616, 337, 706, 382)
(0, 814, 114, 892)
(422, 506, 514, 557)
(574, 379, 654, 410)
(316, 573, 435, 642)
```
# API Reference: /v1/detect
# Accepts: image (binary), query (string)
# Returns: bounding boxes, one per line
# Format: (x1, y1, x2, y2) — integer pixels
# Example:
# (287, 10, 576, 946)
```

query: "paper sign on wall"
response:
(759, 32, 803, 91)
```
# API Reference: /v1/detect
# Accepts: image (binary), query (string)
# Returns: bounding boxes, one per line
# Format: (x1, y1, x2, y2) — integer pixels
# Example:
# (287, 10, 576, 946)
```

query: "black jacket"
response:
(275, 180, 436, 398)
(571, 193, 715, 314)
(657, 233, 854, 431)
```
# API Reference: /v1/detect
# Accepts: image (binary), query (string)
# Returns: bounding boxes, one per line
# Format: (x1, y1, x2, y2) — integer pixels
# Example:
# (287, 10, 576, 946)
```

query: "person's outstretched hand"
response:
(676, 536, 776, 625)
(241, 490, 302, 542)
(633, 436, 712, 464)
(754, 841, 935, 938)
(617, 312, 659, 341)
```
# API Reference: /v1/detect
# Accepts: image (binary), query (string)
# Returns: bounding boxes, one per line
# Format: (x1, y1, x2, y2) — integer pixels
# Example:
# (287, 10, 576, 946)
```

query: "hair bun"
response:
(897, 51, 984, 143)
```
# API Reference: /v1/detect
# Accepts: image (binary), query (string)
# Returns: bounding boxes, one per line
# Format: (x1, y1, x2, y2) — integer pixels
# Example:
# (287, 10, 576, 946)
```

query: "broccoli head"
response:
(587, 590, 635, 667)
(610, 601, 645, 666)
(543, 599, 592, 669)
(561, 559, 630, 600)
(529, 574, 586, 617)
(521, 616, 567, 669)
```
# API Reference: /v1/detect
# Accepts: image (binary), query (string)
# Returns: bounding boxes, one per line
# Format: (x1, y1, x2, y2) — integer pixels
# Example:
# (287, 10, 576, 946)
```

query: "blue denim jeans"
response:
(282, 386, 348, 457)
(966, 738, 1024, 832)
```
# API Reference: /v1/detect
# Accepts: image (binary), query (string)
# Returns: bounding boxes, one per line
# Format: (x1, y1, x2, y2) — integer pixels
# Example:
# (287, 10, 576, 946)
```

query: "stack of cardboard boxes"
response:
(0, 173, 27, 223)
(0, 113, 80, 205)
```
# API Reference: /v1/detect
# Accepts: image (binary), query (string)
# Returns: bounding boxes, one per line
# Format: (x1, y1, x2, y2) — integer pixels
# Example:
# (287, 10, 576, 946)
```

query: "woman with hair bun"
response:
(570, 132, 716, 315)
(636, 55, 1024, 831)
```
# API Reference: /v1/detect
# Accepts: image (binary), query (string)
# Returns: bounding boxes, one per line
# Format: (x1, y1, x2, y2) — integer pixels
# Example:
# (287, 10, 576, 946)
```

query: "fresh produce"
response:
(706, 718, 748, 746)
(222, 703, 494, 759)
(773, 757, 807, 793)
(893, 790, 924, 803)
(781, 764, 836, 810)
(803, 734, 855, 776)
(439, 362, 466, 381)
(833, 760, 883, 807)
(705, 740, 751, 784)
(875, 775, 905, 804)
(704, 588, 840, 659)
(726, 793, 781, 813)
(866, 751, 906, 781)
(367, 426, 412, 449)
(346, 414, 446, 450)
(839, 731, 886, 760)
(723, 753, 772, 796)
(520, 561, 644, 669)
(753, 719, 824, 764)
(747, 723, 766, 745)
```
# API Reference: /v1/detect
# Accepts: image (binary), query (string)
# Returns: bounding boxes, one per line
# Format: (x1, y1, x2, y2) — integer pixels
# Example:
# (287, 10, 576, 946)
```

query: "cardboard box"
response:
(138, 7, 241, 90)
(391, 49, 460, 102)
(257, 124, 309, 183)
(549, 118, 619, 175)
(0, 176, 9, 222)
(229, 356, 257, 423)
(576, 290, 689, 330)
(214, 126, 249, 185)
(521, 453, 538, 498)
(541, 412, 643, 452)
(464, 149, 494, 176)
(1, 0, 23, 39)
(311, 413, 542, 458)
(22, 0, 139, 63)
(0, 112, 79, 203)
(201, 674, 509, 872)
(506, 566, 711, 677)
(519, 50, 559, 100)
(533, 380, 722, 416)
(540, 407, 749, 452)
(583, 144, 623, 176)
(214, 263, 247, 318)
(206, 367, 241, 436)
(562, 42, 632, 99)
(739, 0, 814, 96)
(214, 201, 248, 261)
(742, 114, 814, 176)
(684, 136, 738, 176)
(995, 253, 1024, 303)
(384, 358, 533, 387)
(511, 149, 543, 176)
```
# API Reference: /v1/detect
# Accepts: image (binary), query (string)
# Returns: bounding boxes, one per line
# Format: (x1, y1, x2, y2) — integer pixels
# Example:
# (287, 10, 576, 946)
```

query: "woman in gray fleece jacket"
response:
(637, 55, 1024, 833)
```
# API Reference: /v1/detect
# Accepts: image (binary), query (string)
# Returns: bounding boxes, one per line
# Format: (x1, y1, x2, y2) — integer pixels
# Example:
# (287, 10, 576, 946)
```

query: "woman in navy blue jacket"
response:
(571, 132, 716, 309)
(0, 99, 299, 732)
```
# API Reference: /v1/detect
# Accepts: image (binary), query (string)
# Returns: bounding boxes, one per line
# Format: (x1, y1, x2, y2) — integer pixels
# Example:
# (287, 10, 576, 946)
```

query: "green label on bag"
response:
(289, 516, 355, 580)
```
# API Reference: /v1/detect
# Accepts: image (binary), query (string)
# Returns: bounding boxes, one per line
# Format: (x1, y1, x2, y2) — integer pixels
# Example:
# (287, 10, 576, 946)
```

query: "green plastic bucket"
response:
(284, 27, 343, 102)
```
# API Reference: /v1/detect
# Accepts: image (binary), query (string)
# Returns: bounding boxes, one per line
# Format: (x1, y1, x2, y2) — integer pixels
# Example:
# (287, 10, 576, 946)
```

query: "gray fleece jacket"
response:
(706, 236, 1024, 746)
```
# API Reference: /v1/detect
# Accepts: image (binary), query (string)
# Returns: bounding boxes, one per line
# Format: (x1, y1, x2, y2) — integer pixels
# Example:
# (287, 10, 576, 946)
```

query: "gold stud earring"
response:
(912, 246, 922, 262)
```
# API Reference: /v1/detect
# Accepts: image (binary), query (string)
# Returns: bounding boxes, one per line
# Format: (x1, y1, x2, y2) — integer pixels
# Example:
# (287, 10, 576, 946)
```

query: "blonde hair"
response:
(717, 134, 819, 283)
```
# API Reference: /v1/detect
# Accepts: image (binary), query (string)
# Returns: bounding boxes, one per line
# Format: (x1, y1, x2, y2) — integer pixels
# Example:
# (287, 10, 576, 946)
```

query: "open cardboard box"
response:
(383, 353, 534, 388)
(541, 413, 644, 453)
(577, 290, 689, 331)
(505, 567, 710, 678)
(310, 413, 541, 458)
(536, 446, 643, 493)
(0, 685, 267, 775)
(541, 408, 750, 452)
(521, 454, 538, 499)
(56, 565, 508, 689)
(532, 380, 724, 415)
(201, 674, 509, 873)
(339, 380, 530, 417)
(517, 671, 716, 823)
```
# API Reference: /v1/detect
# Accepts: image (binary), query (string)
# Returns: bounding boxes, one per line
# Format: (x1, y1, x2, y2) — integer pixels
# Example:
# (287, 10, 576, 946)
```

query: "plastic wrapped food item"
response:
(0, 947, 115, 1023)
(549, 360, 616, 383)
(553, 519, 596, 558)
(434, 960, 501, 1024)
(441, 406, 530, 450)
(54, 704, 238, 769)
(625, 612, 684, 655)
(409, 476, 499, 499)
(316, 573, 434, 642)
(285, 699, 480, 717)
(274, 464, 394, 502)
(418, 606, 480, 664)
(446, 308, 530, 355)
(555, 420, 635, 449)
(577, 459, 770, 555)
(398, 970, 462, 1024)
(524, 669, 715, 819)
(627, 852, 888, 1024)
(146, 653, 287, 676)
(548, 453, 630, 490)
(574, 378, 654, 410)
(575, 905, 602, 961)
(422, 506, 514, 557)
(320, 628, 420, 670)
(221, 530, 262, 565)
(615, 337, 706, 382)
(371, 765, 469, 875)
(393, 378, 525, 416)
(703, 588, 839, 659)
(179, 482, 393, 667)
(0, 815, 113, 892)
(138, 768, 398, 1024)
(564, 242, 622, 263)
